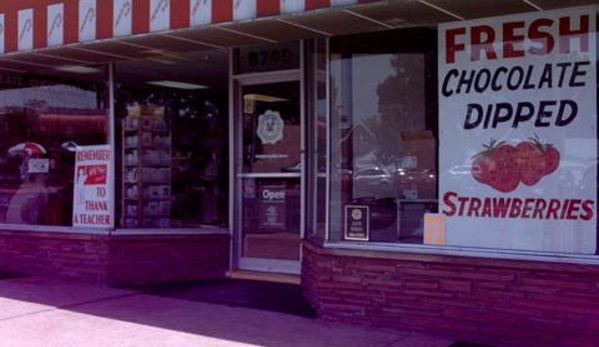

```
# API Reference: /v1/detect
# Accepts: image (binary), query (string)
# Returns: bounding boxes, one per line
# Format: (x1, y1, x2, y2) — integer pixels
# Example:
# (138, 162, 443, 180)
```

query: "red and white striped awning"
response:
(0, 0, 592, 70)
(0, 0, 384, 54)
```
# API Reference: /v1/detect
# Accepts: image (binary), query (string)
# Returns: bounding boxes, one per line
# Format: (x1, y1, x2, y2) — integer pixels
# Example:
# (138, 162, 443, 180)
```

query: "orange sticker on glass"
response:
(424, 213, 445, 246)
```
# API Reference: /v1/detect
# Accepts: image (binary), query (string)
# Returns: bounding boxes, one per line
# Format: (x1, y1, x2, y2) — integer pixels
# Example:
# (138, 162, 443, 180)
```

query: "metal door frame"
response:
(230, 69, 305, 274)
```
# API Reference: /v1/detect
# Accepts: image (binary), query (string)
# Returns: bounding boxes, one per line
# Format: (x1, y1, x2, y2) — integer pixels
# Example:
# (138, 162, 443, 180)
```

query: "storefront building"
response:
(0, 0, 597, 346)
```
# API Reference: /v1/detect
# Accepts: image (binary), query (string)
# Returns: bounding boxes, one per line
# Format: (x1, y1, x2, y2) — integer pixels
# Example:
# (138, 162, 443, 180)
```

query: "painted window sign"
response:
(248, 48, 294, 68)
(438, 6, 598, 253)
(73, 145, 113, 228)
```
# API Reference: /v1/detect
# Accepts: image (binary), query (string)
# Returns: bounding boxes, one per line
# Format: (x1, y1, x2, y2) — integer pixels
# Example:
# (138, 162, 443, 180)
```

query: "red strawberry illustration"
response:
(542, 144, 560, 175)
(472, 154, 491, 184)
(523, 134, 560, 177)
(472, 140, 520, 193)
(514, 141, 547, 186)
(471, 135, 561, 193)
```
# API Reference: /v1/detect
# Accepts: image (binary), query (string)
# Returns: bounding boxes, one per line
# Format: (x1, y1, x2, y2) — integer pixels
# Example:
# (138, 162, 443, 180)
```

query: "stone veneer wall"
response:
(302, 241, 599, 347)
(0, 230, 230, 285)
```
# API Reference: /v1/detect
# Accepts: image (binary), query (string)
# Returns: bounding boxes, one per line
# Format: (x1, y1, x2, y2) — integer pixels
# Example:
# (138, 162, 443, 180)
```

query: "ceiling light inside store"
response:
(147, 80, 209, 90)
(56, 65, 102, 74)
(243, 94, 288, 103)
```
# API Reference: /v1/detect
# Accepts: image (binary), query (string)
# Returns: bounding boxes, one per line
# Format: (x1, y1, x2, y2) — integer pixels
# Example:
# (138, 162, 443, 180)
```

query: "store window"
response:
(329, 29, 438, 243)
(115, 49, 229, 229)
(329, 7, 598, 256)
(0, 70, 108, 226)
(436, 7, 597, 254)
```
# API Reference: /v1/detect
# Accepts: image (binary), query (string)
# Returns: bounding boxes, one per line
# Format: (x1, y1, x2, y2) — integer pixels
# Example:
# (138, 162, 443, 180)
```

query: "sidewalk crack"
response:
(0, 292, 141, 322)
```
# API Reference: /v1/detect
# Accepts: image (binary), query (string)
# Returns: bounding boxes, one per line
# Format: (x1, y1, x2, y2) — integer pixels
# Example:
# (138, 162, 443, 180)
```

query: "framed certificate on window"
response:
(344, 205, 370, 241)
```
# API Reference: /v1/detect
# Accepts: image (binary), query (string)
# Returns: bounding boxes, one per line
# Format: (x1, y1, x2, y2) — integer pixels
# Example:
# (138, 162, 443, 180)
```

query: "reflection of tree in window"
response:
(373, 54, 425, 165)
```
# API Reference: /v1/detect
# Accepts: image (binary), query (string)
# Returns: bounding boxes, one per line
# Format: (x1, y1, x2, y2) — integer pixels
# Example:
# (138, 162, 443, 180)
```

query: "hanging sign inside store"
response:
(438, 6, 598, 253)
(259, 184, 287, 230)
(72, 145, 113, 228)
(344, 205, 369, 241)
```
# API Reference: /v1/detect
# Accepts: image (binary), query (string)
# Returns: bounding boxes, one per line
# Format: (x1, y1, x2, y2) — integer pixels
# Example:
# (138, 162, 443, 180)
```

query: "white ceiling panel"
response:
(351, 0, 457, 27)
(424, 0, 538, 19)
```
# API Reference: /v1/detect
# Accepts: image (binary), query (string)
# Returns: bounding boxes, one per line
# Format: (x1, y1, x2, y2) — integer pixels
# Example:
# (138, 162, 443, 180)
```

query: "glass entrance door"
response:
(235, 75, 302, 274)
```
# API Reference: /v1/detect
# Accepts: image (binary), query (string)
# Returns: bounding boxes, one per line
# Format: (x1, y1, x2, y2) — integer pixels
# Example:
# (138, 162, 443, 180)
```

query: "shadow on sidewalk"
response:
(0, 275, 424, 347)
(126, 278, 316, 318)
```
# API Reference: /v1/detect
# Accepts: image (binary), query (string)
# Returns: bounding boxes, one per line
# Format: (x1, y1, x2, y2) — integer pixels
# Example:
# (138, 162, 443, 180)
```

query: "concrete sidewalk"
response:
(0, 276, 455, 347)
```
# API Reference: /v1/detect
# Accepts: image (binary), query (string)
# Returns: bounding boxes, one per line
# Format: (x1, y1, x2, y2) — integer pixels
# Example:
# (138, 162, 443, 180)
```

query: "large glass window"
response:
(0, 70, 108, 226)
(115, 49, 229, 229)
(329, 29, 437, 243)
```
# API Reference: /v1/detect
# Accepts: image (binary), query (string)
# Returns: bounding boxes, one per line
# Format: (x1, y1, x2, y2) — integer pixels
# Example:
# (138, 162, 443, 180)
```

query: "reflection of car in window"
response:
(353, 168, 394, 198)
(354, 168, 392, 186)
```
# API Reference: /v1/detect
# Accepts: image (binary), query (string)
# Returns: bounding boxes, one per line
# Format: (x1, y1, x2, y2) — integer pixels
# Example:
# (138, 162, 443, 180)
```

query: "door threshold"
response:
(226, 270, 301, 285)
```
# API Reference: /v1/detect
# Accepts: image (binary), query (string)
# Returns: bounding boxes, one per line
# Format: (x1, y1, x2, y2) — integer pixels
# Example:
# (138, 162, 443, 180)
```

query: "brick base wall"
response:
(0, 230, 230, 285)
(302, 241, 599, 347)
(0, 230, 110, 282)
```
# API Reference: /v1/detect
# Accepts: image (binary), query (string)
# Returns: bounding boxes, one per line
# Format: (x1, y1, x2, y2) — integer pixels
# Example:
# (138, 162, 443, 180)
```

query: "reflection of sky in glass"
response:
(0, 85, 96, 109)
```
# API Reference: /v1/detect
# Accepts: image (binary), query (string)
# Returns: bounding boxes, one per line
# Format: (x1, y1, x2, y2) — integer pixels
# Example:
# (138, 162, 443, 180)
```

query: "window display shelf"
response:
(121, 104, 172, 229)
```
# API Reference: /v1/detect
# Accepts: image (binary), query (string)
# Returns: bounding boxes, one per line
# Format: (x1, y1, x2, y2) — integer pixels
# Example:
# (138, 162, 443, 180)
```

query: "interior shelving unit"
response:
(122, 104, 172, 228)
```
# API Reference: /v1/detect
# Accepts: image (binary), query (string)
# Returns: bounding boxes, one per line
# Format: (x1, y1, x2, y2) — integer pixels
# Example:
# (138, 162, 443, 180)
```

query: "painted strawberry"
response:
(521, 134, 560, 178)
(514, 141, 547, 186)
(472, 136, 561, 192)
(472, 154, 491, 184)
(542, 144, 560, 175)
(472, 140, 520, 193)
